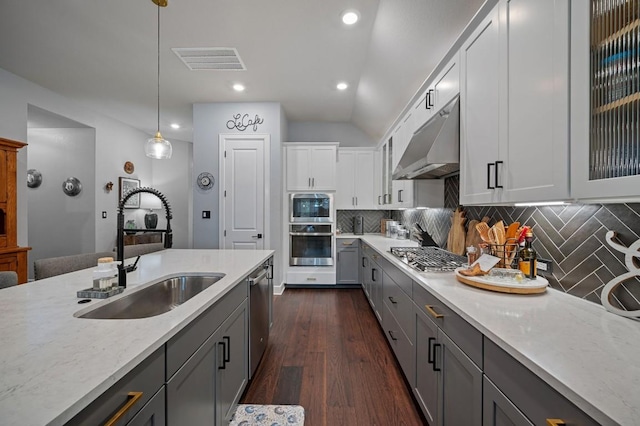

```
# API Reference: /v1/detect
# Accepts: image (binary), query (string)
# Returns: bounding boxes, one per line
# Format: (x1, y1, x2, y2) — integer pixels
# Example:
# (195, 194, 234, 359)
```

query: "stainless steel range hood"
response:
(392, 96, 460, 180)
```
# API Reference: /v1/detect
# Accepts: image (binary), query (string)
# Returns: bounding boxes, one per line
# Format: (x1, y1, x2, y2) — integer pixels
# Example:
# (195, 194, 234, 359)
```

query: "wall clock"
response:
(197, 172, 214, 190)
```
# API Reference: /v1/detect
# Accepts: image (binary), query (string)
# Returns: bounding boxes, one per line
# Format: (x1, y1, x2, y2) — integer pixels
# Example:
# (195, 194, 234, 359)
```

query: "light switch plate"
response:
(202, 210, 211, 219)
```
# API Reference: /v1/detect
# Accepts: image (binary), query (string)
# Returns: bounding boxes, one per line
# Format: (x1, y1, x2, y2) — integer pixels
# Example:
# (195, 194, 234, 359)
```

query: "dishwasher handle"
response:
(249, 269, 269, 286)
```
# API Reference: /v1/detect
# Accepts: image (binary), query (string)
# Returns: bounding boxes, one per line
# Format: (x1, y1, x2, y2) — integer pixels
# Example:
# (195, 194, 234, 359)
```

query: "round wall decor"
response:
(62, 177, 82, 196)
(197, 172, 215, 190)
(124, 161, 135, 174)
(27, 169, 43, 188)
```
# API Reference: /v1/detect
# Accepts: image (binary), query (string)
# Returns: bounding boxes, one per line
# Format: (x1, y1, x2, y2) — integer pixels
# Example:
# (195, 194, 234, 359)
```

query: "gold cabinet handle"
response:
(425, 305, 444, 319)
(546, 420, 565, 426)
(105, 391, 144, 426)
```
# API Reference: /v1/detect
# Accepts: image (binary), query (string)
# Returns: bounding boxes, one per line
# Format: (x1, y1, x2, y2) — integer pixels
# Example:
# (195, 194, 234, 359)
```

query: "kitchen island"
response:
(0, 249, 273, 426)
(348, 234, 640, 426)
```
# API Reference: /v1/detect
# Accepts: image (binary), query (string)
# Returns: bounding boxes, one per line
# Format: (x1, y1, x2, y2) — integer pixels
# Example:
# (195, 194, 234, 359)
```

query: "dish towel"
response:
(230, 404, 305, 425)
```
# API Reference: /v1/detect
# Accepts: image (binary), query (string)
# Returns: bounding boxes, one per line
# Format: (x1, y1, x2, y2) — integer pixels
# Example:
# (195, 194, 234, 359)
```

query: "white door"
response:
(220, 134, 270, 250)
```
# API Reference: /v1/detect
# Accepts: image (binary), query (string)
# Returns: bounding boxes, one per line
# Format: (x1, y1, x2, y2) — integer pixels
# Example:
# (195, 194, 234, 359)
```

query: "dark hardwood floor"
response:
(241, 288, 426, 426)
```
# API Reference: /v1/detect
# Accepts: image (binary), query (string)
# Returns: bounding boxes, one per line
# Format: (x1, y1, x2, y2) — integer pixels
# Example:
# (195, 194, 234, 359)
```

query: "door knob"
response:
(252, 234, 263, 239)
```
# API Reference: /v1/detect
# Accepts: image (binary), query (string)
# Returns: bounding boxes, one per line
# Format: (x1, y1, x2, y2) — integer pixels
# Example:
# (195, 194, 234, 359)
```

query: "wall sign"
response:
(226, 113, 264, 132)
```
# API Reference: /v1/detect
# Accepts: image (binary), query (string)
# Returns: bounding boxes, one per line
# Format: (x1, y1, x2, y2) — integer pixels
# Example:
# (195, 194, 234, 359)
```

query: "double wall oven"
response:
(289, 193, 334, 266)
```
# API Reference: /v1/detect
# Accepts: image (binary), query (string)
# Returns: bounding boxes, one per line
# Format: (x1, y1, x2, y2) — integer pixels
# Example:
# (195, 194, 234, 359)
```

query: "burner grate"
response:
(390, 247, 467, 272)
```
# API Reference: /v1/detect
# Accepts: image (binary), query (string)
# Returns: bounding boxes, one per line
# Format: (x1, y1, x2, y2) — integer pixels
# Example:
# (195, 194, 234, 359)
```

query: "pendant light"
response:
(144, 0, 172, 159)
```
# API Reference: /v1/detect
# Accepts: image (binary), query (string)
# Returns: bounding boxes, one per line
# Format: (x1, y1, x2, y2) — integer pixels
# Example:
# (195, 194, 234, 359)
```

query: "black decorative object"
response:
(62, 177, 82, 196)
(197, 172, 214, 190)
(27, 169, 42, 188)
(145, 211, 158, 229)
(226, 113, 264, 131)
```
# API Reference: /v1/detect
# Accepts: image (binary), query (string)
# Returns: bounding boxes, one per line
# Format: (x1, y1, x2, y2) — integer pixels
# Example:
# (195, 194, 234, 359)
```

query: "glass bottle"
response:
(518, 231, 537, 279)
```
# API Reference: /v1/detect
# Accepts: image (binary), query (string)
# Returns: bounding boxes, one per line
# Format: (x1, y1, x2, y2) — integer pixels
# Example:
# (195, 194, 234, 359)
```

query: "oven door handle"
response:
(289, 232, 333, 236)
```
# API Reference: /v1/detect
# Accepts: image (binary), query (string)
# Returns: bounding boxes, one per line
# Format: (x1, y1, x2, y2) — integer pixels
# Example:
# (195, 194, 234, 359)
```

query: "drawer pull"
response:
(388, 296, 398, 304)
(388, 330, 398, 341)
(546, 420, 565, 426)
(104, 391, 144, 426)
(342, 242, 353, 246)
(425, 305, 444, 319)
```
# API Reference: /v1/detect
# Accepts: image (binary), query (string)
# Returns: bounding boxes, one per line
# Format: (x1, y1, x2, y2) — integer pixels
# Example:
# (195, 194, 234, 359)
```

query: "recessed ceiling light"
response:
(337, 82, 348, 91)
(342, 10, 360, 25)
(170, 123, 180, 129)
(233, 83, 245, 92)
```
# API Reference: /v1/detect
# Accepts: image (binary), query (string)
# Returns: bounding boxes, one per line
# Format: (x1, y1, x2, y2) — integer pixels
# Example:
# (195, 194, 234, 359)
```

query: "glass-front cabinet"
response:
(572, 0, 640, 200)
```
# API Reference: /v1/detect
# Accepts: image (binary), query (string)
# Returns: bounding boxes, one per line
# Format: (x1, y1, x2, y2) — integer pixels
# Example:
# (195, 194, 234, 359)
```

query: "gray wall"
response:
(27, 128, 96, 278)
(287, 121, 375, 147)
(192, 102, 284, 285)
(0, 67, 193, 268)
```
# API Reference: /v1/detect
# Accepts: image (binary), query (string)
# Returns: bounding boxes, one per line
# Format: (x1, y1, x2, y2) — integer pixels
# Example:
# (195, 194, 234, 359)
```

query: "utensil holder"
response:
(485, 239, 520, 268)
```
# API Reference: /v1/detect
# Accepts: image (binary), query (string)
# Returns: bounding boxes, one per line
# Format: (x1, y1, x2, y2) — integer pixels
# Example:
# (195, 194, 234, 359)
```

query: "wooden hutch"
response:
(0, 137, 30, 283)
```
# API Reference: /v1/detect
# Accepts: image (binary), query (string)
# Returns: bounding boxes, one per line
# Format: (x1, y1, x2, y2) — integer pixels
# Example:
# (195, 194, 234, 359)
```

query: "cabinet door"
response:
(286, 146, 311, 190)
(438, 331, 482, 426)
(394, 180, 414, 208)
(370, 257, 383, 323)
(415, 307, 439, 425)
(336, 150, 356, 209)
(501, 0, 570, 203)
(483, 376, 533, 426)
(336, 245, 360, 285)
(354, 151, 375, 209)
(412, 90, 436, 134)
(310, 146, 337, 190)
(166, 333, 217, 425)
(373, 148, 384, 207)
(459, 5, 502, 205)
(216, 302, 249, 425)
(434, 53, 460, 112)
(127, 387, 166, 426)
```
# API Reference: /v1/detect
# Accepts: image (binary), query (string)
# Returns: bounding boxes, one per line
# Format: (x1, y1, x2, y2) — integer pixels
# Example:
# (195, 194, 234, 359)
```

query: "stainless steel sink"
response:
(78, 274, 225, 319)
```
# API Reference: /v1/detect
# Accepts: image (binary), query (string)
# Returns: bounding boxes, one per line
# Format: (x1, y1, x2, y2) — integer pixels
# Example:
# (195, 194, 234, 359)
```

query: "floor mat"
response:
(230, 404, 305, 425)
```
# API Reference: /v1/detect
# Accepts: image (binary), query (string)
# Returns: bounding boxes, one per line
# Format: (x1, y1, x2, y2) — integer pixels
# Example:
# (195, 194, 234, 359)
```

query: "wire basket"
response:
(484, 239, 520, 268)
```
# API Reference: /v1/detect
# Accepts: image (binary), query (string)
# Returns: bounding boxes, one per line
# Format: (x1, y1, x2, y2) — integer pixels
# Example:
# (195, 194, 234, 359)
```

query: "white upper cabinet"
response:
(501, 0, 570, 203)
(571, 1, 640, 201)
(460, 6, 502, 205)
(285, 143, 338, 191)
(336, 149, 376, 210)
(460, 0, 570, 205)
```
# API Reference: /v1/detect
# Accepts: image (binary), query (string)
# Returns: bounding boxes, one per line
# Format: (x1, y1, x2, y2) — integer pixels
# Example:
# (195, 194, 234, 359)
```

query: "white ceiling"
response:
(0, 0, 484, 143)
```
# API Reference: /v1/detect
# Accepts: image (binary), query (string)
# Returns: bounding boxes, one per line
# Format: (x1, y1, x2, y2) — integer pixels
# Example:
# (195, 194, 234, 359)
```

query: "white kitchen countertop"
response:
(354, 234, 639, 426)
(0, 249, 273, 426)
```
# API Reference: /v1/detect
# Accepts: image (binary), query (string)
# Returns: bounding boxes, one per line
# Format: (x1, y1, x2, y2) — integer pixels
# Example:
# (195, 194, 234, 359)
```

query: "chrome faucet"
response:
(117, 187, 173, 288)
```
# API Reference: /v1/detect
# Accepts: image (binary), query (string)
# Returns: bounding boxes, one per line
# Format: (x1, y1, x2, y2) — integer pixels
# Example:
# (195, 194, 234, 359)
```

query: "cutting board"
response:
(465, 216, 490, 252)
(447, 207, 467, 255)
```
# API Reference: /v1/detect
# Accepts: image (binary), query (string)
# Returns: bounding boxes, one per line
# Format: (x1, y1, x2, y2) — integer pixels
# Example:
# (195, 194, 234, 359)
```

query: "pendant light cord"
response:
(156, 3, 160, 134)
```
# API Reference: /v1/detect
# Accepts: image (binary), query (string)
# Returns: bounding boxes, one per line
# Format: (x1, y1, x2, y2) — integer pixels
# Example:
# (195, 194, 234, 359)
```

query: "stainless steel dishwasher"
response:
(248, 258, 272, 378)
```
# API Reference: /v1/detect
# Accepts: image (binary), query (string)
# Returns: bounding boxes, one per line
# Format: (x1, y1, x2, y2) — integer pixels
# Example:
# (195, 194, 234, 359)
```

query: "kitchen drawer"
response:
(337, 238, 359, 248)
(484, 338, 599, 426)
(375, 253, 412, 297)
(66, 347, 165, 426)
(383, 272, 414, 344)
(127, 386, 166, 426)
(166, 282, 247, 379)
(413, 281, 482, 367)
(383, 302, 415, 387)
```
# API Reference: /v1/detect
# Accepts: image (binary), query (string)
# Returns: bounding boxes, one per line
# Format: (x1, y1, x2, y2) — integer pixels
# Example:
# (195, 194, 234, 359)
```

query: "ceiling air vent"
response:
(172, 47, 246, 71)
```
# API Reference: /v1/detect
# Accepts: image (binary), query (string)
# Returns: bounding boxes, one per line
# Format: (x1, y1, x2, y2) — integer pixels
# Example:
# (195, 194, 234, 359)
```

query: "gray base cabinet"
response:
(167, 300, 248, 426)
(128, 387, 166, 426)
(415, 308, 439, 425)
(438, 331, 482, 426)
(483, 376, 533, 426)
(361, 243, 383, 323)
(336, 239, 360, 284)
(215, 302, 248, 425)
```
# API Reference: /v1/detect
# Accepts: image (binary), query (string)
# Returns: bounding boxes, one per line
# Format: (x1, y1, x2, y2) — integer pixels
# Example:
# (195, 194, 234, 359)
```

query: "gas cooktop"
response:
(389, 247, 467, 272)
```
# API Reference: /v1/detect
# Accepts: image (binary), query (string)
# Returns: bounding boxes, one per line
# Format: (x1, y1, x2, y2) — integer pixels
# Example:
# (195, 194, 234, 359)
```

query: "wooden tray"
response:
(454, 268, 548, 294)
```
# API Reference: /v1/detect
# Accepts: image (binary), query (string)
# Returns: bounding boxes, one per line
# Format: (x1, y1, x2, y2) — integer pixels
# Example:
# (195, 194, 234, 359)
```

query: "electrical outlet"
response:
(102, 211, 107, 219)
(537, 258, 553, 275)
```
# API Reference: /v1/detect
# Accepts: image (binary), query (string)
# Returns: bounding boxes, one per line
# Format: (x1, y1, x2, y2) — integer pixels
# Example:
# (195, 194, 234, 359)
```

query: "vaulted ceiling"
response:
(0, 0, 484, 143)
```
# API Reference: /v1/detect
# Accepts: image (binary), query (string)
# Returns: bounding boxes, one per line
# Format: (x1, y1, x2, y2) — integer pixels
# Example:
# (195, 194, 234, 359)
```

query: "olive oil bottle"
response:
(518, 230, 537, 279)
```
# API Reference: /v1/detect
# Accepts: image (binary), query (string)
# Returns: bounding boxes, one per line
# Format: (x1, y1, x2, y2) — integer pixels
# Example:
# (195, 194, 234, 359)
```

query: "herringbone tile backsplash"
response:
(344, 175, 640, 311)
